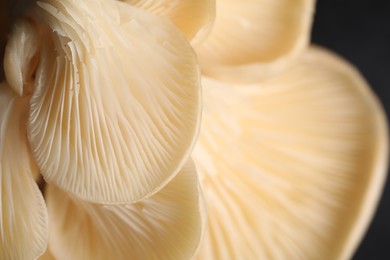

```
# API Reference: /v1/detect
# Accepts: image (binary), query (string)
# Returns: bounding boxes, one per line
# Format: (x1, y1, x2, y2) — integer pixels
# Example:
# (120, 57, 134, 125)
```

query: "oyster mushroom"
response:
(1, 0, 212, 258)
(195, 0, 315, 83)
(45, 160, 206, 260)
(193, 46, 388, 259)
(121, 0, 215, 44)
(4, 0, 205, 204)
(0, 83, 48, 260)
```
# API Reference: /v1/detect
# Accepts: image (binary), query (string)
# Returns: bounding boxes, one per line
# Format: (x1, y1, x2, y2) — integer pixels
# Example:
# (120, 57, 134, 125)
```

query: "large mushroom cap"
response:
(45, 160, 207, 260)
(193, 47, 388, 260)
(5, 0, 203, 204)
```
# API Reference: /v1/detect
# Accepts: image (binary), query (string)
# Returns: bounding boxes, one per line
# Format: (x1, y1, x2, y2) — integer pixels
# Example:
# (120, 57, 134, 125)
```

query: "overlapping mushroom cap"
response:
(195, 0, 315, 83)
(121, 0, 215, 43)
(1, 0, 388, 259)
(0, 83, 48, 260)
(4, 0, 204, 203)
(190, 0, 388, 259)
(1, 0, 214, 258)
(46, 160, 206, 260)
(193, 47, 388, 259)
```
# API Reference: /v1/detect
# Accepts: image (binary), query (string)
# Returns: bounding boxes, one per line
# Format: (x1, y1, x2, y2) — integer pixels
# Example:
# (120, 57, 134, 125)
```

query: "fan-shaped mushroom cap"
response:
(45, 160, 206, 260)
(195, 0, 315, 83)
(122, 0, 215, 44)
(193, 47, 388, 259)
(0, 83, 48, 260)
(24, 0, 201, 204)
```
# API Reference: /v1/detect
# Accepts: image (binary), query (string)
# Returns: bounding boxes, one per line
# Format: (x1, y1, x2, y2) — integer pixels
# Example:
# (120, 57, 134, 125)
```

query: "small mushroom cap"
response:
(45, 160, 207, 260)
(0, 83, 48, 260)
(195, 0, 315, 83)
(122, 0, 215, 44)
(4, 18, 40, 96)
(193, 47, 388, 259)
(26, 0, 201, 204)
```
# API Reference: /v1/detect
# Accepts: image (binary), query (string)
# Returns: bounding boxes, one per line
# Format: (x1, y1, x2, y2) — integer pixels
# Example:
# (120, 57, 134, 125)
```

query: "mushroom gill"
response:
(4, 0, 202, 204)
(0, 83, 48, 260)
(45, 160, 206, 260)
(193, 47, 388, 260)
(122, 0, 215, 44)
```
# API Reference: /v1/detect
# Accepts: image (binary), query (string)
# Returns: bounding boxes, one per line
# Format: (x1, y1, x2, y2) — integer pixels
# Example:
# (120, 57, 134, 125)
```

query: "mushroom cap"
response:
(193, 47, 388, 259)
(195, 0, 315, 83)
(4, 18, 40, 96)
(122, 0, 215, 44)
(45, 160, 207, 260)
(21, 0, 202, 204)
(0, 83, 48, 260)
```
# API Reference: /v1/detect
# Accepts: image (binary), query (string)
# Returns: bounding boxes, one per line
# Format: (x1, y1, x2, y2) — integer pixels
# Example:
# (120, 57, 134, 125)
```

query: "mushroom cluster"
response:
(0, 0, 388, 259)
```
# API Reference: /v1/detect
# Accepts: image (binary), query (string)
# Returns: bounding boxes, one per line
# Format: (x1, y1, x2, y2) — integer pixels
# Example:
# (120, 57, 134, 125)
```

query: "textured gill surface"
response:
(26, 0, 201, 203)
(193, 47, 388, 260)
(46, 160, 206, 260)
(123, 0, 215, 43)
(0, 84, 48, 260)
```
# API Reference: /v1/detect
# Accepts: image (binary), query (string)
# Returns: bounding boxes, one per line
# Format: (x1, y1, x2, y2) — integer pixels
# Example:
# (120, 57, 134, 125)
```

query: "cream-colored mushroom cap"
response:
(0, 83, 48, 260)
(195, 0, 314, 83)
(122, 0, 215, 44)
(4, 18, 40, 96)
(4, 0, 202, 204)
(45, 160, 206, 260)
(193, 47, 388, 259)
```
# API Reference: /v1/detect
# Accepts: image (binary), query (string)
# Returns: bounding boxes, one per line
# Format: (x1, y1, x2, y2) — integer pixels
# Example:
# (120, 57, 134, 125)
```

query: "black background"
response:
(311, 0, 390, 259)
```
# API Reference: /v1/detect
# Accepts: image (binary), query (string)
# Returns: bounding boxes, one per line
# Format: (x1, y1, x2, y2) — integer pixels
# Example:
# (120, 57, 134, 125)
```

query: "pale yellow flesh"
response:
(4, 18, 40, 96)
(122, 0, 215, 44)
(45, 160, 206, 260)
(0, 83, 48, 260)
(39, 250, 56, 260)
(195, 0, 315, 83)
(193, 47, 388, 260)
(9, 0, 202, 204)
